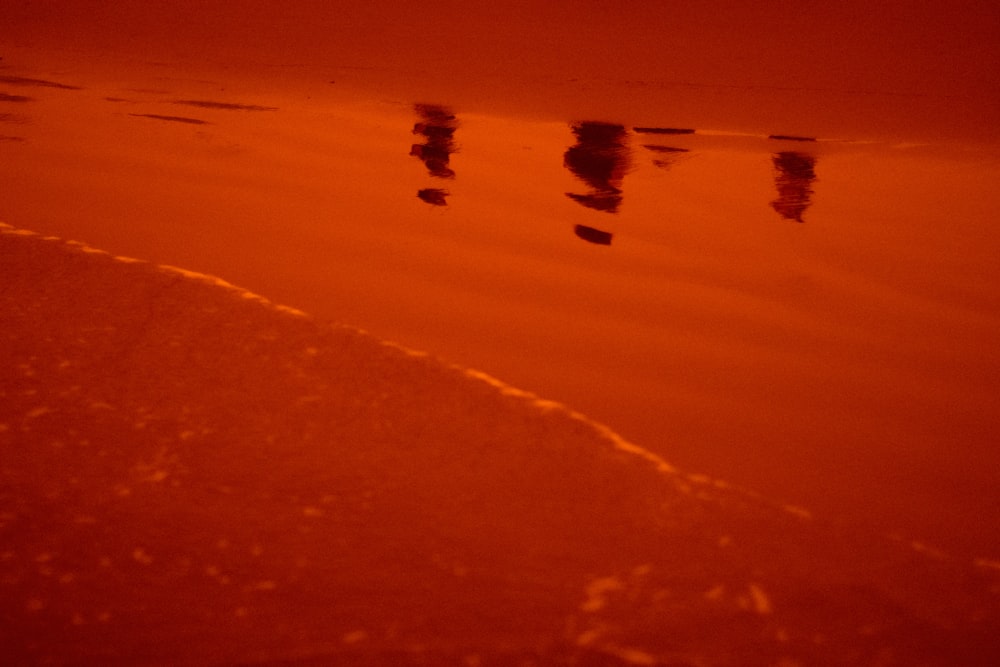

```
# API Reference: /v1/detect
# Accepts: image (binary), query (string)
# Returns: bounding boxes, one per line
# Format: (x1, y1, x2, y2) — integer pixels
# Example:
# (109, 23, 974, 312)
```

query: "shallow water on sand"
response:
(2, 33, 999, 566)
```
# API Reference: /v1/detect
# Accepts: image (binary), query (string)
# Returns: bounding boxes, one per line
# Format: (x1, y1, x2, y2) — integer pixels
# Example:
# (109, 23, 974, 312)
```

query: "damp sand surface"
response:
(4, 0, 1000, 576)
(3, 225, 1000, 666)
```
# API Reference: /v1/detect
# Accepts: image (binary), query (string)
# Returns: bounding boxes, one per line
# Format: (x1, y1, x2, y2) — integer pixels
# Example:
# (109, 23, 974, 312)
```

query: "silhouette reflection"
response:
(770, 151, 817, 223)
(417, 188, 449, 207)
(564, 122, 630, 214)
(411, 104, 458, 189)
(574, 224, 613, 245)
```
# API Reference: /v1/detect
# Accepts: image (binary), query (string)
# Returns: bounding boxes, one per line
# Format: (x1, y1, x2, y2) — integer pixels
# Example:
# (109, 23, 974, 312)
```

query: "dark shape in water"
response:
(0, 93, 32, 103)
(564, 121, 630, 214)
(409, 144, 455, 179)
(0, 75, 83, 90)
(574, 224, 613, 245)
(769, 134, 817, 142)
(172, 99, 278, 112)
(412, 104, 458, 180)
(634, 127, 695, 135)
(129, 113, 209, 125)
(770, 151, 817, 223)
(417, 188, 449, 206)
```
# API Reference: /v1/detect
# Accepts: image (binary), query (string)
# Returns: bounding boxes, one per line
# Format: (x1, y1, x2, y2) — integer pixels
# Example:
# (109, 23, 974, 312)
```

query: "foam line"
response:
(0, 221, 780, 507)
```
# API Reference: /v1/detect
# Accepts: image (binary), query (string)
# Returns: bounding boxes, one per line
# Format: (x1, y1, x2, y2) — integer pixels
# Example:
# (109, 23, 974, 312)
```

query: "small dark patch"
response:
(0, 134, 25, 142)
(768, 134, 816, 142)
(172, 100, 278, 112)
(642, 145, 689, 153)
(633, 127, 695, 135)
(0, 75, 82, 90)
(574, 224, 613, 245)
(0, 112, 28, 124)
(129, 113, 209, 125)
(0, 92, 32, 103)
(417, 188, 449, 206)
(104, 97, 131, 103)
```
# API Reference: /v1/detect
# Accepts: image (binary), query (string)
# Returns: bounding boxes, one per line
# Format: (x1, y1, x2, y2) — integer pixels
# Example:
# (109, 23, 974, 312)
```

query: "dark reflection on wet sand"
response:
(129, 113, 210, 125)
(564, 122, 630, 214)
(770, 151, 817, 223)
(574, 224, 613, 245)
(0, 92, 33, 103)
(0, 74, 82, 90)
(769, 134, 816, 143)
(411, 104, 459, 206)
(172, 99, 278, 112)
(634, 126, 695, 135)
(417, 188, 449, 206)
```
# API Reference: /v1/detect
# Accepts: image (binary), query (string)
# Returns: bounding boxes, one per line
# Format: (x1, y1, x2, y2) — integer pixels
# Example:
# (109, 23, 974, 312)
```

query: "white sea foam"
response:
(158, 264, 309, 318)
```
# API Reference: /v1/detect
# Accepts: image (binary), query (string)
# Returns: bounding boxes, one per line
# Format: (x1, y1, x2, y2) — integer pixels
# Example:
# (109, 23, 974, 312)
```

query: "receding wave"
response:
(2, 222, 997, 666)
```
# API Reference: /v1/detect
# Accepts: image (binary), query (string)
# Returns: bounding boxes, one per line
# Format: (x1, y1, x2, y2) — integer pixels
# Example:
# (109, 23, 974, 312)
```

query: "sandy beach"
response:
(3, 2, 1000, 664)
(3, 223, 999, 665)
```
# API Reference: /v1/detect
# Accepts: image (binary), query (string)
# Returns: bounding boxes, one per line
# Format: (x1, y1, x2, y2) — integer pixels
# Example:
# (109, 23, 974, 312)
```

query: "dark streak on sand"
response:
(129, 113, 210, 125)
(642, 144, 690, 153)
(0, 92, 33, 103)
(0, 134, 25, 142)
(769, 134, 817, 142)
(0, 113, 29, 124)
(172, 99, 278, 111)
(0, 75, 83, 90)
(633, 127, 696, 135)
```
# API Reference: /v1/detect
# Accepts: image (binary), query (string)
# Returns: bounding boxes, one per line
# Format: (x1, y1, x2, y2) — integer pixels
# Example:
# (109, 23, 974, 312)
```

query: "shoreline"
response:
(3, 221, 1000, 664)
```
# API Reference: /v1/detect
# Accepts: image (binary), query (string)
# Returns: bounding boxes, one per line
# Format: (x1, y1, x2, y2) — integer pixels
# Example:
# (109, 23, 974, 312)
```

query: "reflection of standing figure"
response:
(564, 122, 630, 214)
(770, 151, 817, 223)
(411, 104, 458, 206)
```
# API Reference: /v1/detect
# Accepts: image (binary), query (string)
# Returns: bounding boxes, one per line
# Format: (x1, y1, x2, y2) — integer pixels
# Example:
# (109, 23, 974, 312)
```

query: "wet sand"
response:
(3, 224, 999, 665)
(3, 4, 1000, 663)
(3, 48, 999, 559)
